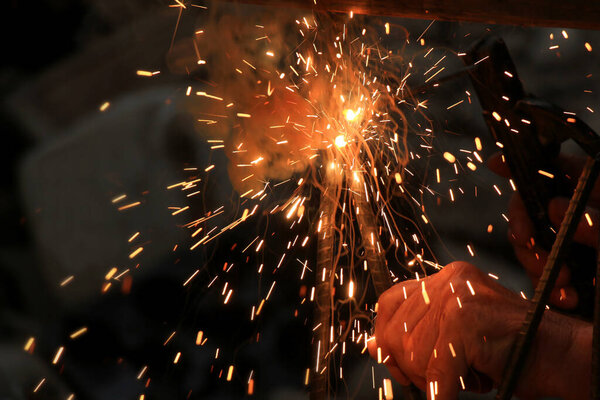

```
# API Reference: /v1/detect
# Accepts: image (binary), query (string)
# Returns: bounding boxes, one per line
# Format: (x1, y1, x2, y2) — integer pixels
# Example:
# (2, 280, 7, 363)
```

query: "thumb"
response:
(548, 197, 600, 248)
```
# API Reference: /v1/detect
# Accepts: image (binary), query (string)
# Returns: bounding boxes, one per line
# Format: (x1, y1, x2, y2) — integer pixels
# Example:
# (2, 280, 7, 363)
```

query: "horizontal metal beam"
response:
(226, 0, 600, 30)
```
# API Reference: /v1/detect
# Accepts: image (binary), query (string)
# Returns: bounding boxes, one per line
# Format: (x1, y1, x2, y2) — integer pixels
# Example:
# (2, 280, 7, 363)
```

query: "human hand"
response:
(487, 153, 600, 309)
(367, 262, 585, 400)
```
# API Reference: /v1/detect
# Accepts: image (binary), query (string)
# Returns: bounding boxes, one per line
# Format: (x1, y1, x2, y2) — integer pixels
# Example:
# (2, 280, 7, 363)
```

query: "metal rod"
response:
(496, 154, 600, 400)
(311, 162, 339, 400)
(349, 174, 422, 400)
(225, 0, 600, 30)
(349, 178, 393, 295)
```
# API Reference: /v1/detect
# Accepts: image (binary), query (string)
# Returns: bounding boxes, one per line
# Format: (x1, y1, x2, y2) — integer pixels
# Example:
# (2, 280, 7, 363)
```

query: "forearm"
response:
(531, 311, 592, 399)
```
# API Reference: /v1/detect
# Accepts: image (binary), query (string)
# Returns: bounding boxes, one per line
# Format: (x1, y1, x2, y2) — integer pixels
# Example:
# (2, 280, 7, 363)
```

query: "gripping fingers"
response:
(507, 194, 535, 247)
(367, 336, 411, 385)
(548, 197, 600, 248)
(376, 280, 420, 329)
(425, 334, 467, 400)
(374, 280, 420, 369)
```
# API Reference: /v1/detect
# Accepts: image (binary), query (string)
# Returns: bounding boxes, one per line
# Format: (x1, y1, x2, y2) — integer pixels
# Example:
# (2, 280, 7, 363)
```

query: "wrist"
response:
(529, 311, 592, 399)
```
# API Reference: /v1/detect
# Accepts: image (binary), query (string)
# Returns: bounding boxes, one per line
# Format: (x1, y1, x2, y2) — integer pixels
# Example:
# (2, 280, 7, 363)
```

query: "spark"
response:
(129, 247, 144, 259)
(443, 152, 456, 163)
(136, 70, 160, 77)
(334, 135, 347, 148)
(69, 327, 88, 339)
(585, 212, 594, 226)
(118, 201, 141, 211)
(343, 108, 360, 121)
(52, 346, 65, 364)
(466, 280, 476, 296)
(24, 337, 35, 352)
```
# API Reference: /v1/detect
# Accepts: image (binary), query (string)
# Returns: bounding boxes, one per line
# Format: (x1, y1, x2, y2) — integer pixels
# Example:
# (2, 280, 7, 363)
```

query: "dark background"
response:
(1, 1, 599, 399)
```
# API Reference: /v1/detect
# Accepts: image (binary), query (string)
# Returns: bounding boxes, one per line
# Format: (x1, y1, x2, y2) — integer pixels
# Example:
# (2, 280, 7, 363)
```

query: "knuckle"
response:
(378, 290, 391, 306)
(441, 298, 459, 315)
(446, 261, 477, 278)
(377, 293, 392, 314)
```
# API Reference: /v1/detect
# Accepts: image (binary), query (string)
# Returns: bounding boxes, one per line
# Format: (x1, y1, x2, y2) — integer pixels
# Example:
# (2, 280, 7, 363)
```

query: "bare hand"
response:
(488, 152, 600, 309)
(367, 262, 588, 400)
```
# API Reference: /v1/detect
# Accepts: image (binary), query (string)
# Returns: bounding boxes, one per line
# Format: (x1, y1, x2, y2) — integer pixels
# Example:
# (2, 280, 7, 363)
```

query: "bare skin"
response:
(368, 154, 595, 399)
(488, 152, 600, 310)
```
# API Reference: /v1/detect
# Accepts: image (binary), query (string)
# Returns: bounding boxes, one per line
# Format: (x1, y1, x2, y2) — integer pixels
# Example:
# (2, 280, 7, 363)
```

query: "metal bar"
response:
(225, 0, 600, 30)
(312, 160, 339, 400)
(350, 180, 393, 295)
(349, 174, 422, 400)
(496, 155, 600, 400)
